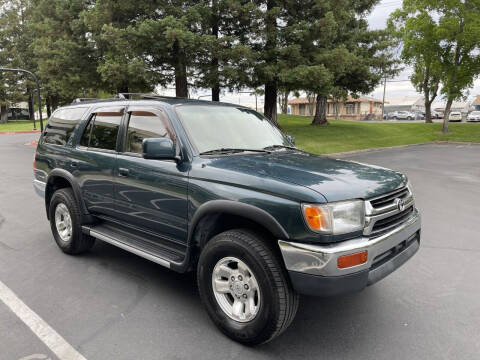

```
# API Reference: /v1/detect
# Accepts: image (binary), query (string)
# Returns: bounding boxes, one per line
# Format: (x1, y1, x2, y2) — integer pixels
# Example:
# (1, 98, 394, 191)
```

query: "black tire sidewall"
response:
(197, 233, 282, 344)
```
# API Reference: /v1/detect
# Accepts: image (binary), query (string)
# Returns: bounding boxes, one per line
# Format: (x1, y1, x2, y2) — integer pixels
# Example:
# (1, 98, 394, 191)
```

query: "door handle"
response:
(118, 168, 130, 177)
(71, 161, 78, 168)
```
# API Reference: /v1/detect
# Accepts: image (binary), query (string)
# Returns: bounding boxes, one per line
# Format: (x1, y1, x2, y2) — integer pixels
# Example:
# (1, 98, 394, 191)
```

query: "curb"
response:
(0, 130, 41, 135)
(326, 141, 480, 157)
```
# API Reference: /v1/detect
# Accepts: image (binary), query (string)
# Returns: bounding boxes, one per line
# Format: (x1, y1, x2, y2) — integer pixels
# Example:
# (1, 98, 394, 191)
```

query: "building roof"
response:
(288, 96, 383, 105)
(432, 101, 471, 111)
(472, 95, 480, 105)
(384, 96, 424, 106)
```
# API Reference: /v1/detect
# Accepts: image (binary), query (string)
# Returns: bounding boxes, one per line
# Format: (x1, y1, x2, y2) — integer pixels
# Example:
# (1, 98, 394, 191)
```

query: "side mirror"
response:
(142, 138, 177, 160)
(286, 135, 295, 146)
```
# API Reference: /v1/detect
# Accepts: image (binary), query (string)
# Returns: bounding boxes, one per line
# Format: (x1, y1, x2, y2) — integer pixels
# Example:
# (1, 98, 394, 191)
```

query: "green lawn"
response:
(279, 114, 480, 154)
(0, 120, 42, 132)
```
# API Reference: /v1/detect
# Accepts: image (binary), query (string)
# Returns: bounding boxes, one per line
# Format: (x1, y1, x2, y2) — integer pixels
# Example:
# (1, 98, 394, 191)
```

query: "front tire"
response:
(197, 229, 299, 345)
(49, 188, 95, 254)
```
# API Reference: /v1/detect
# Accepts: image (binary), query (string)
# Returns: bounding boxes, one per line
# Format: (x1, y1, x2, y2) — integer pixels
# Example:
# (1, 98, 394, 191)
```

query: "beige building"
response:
(288, 96, 384, 120)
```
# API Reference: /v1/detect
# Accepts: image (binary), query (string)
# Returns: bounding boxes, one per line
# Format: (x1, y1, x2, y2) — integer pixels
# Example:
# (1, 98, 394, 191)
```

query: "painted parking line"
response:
(0, 280, 87, 360)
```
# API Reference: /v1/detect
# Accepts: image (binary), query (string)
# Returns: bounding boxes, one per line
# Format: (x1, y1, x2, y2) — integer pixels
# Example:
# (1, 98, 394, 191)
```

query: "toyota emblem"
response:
(395, 198, 405, 212)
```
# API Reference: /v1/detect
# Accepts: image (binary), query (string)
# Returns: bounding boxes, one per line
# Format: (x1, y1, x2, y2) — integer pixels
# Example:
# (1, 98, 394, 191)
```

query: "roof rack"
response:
(116, 93, 185, 100)
(71, 98, 101, 104)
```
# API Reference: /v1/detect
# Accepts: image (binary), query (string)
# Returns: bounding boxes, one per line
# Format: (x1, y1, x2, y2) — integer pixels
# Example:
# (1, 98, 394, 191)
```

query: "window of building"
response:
(345, 103, 356, 115)
(125, 111, 173, 154)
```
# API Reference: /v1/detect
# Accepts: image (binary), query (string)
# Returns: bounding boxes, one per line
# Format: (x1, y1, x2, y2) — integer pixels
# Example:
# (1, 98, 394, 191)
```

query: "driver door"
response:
(113, 107, 189, 245)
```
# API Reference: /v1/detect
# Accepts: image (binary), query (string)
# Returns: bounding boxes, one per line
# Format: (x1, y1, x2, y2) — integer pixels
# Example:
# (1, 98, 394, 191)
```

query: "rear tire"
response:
(197, 229, 299, 345)
(49, 188, 95, 254)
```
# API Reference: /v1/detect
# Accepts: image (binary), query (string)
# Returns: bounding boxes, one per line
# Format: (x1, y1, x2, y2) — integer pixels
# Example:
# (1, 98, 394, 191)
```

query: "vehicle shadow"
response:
(79, 240, 392, 359)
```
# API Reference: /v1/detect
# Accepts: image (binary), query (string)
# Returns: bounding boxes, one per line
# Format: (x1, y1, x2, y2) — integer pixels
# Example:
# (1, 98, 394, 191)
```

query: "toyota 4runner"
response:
(33, 95, 421, 345)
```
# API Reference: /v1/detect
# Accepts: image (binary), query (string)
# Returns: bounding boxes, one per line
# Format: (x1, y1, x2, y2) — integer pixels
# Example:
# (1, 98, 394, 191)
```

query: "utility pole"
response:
(381, 75, 387, 120)
(0, 68, 43, 131)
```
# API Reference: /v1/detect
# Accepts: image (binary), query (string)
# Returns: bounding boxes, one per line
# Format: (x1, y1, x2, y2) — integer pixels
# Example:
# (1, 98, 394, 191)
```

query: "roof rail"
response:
(71, 98, 101, 104)
(116, 93, 184, 100)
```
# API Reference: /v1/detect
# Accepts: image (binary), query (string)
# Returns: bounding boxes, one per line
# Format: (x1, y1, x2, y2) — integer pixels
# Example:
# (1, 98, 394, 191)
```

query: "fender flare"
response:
(45, 169, 89, 218)
(188, 200, 289, 244)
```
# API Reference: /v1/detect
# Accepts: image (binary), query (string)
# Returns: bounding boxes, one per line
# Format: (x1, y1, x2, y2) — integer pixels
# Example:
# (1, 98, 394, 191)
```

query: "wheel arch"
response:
(45, 169, 89, 220)
(188, 200, 289, 252)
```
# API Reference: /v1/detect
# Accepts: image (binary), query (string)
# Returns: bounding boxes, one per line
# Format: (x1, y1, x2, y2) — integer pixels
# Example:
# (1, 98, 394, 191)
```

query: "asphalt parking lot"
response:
(0, 133, 479, 360)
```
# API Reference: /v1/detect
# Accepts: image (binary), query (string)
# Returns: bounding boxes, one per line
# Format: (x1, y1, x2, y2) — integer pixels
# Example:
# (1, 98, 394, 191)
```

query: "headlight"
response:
(406, 180, 414, 197)
(302, 200, 365, 235)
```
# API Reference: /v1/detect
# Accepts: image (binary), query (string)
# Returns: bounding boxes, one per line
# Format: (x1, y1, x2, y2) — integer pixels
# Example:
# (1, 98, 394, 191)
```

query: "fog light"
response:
(337, 251, 368, 269)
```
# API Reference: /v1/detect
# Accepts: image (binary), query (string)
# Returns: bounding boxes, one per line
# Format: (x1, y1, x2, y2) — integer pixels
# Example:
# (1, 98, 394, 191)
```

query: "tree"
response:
(435, 0, 480, 133)
(389, 4, 442, 123)
(0, 0, 35, 122)
(281, 0, 395, 126)
(29, 0, 100, 111)
(82, 0, 158, 95)
(192, 1, 256, 101)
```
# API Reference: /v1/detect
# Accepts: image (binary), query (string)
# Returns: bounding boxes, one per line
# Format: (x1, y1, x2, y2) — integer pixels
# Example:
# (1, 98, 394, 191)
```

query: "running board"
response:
(83, 225, 175, 269)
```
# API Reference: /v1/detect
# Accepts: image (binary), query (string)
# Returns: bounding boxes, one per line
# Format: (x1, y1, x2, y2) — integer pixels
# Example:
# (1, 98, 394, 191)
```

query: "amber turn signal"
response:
(303, 205, 328, 231)
(337, 251, 368, 269)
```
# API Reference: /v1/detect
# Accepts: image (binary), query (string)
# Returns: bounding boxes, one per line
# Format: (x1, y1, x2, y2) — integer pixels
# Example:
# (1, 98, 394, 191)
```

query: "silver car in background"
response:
(467, 111, 480, 122)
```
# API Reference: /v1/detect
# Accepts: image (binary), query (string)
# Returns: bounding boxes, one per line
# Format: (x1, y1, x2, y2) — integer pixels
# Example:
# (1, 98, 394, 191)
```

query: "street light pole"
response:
(0, 67, 43, 131)
(381, 75, 387, 120)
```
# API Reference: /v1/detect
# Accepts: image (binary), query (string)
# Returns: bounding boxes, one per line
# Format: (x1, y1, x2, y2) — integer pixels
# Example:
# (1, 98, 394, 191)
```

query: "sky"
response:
(157, 0, 480, 107)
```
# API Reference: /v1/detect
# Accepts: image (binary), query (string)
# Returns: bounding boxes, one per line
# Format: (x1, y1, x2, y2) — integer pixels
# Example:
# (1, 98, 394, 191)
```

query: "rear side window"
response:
(43, 107, 88, 146)
(125, 111, 174, 154)
(79, 107, 123, 151)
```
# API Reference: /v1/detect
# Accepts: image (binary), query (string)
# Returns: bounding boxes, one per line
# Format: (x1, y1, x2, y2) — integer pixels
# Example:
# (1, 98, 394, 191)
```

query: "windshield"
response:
(471, 111, 480, 115)
(176, 105, 291, 154)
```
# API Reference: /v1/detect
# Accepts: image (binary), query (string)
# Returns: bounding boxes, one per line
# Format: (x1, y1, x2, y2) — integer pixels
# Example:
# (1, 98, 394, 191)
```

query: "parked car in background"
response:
(467, 111, 480, 122)
(7, 107, 30, 120)
(414, 111, 425, 120)
(448, 111, 462, 122)
(431, 111, 442, 119)
(390, 111, 415, 120)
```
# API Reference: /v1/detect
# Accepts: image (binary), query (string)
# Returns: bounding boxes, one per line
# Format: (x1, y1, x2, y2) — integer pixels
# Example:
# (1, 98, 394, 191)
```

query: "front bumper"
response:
(279, 208, 421, 296)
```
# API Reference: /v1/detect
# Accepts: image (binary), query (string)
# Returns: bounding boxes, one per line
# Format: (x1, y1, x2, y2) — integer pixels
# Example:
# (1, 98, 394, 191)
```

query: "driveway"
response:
(0, 134, 478, 360)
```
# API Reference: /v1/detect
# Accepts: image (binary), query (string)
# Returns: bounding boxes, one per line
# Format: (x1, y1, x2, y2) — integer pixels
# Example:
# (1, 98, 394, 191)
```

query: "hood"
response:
(203, 151, 407, 202)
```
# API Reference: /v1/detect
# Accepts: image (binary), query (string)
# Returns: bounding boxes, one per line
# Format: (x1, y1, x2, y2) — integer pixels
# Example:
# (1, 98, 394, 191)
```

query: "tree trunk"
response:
(28, 91, 35, 121)
(264, 82, 278, 125)
(51, 95, 58, 111)
(46, 97, 51, 118)
(443, 98, 453, 134)
(334, 101, 340, 120)
(425, 103, 432, 124)
(311, 94, 328, 125)
(280, 90, 288, 114)
(211, 0, 220, 102)
(0, 105, 7, 124)
(263, 0, 278, 125)
(174, 41, 188, 98)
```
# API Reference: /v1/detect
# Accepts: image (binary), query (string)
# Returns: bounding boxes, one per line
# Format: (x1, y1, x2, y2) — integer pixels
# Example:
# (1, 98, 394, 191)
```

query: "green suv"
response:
(33, 95, 421, 345)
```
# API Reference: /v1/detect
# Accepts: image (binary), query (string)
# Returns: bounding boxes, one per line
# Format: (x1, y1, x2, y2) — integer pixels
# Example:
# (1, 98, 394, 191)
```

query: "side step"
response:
(82, 223, 185, 269)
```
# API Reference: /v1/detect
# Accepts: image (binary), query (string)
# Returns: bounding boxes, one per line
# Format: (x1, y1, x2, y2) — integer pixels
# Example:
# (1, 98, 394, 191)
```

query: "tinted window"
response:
(126, 111, 173, 153)
(79, 116, 94, 147)
(43, 107, 88, 146)
(88, 110, 122, 150)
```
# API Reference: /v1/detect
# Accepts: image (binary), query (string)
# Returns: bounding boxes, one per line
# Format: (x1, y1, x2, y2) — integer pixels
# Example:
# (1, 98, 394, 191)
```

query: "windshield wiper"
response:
(263, 144, 298, 151)
(199, 148, 271, 155)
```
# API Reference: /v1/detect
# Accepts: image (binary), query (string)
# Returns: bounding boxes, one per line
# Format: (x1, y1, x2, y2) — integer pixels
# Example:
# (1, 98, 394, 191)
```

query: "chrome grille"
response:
(370, 187, 409, 209)
(364, 186, 415, 238)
